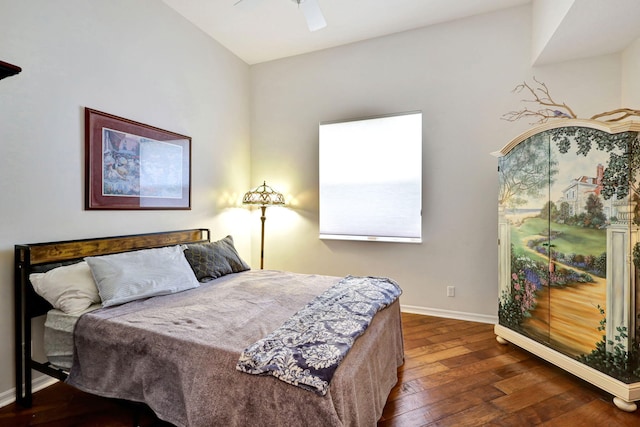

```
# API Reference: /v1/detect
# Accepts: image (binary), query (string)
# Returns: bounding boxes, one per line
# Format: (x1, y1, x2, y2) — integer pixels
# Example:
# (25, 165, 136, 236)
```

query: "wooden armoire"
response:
(494, 119, 640, 411)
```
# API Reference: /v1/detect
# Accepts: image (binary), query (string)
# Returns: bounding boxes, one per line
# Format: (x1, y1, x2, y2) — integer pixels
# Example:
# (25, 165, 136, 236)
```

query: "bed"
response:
(15, 229, 404, 426)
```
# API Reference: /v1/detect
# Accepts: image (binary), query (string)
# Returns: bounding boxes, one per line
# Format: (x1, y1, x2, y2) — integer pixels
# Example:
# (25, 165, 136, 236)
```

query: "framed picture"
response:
(85, 108, 191, 210)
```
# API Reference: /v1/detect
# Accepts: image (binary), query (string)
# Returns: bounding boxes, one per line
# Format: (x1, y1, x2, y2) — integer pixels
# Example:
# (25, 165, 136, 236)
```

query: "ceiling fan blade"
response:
(299, 0, 327, 32)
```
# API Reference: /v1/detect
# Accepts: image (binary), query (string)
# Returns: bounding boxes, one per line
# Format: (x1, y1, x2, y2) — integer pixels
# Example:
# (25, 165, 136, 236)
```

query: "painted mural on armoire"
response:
(497, 123, 640, 384)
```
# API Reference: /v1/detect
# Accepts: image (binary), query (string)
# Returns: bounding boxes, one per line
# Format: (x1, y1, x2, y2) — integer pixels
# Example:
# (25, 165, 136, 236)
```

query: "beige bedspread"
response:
(66, 270, 404, 427)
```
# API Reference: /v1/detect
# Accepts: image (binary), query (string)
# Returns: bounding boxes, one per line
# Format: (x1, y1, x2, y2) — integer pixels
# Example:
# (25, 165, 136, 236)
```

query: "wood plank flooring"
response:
(2, 313, 640, 426)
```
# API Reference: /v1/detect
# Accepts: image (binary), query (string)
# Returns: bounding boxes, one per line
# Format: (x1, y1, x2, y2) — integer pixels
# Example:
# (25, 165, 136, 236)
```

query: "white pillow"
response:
(30, 261, 101, 315)
(85, 245, 199, 308)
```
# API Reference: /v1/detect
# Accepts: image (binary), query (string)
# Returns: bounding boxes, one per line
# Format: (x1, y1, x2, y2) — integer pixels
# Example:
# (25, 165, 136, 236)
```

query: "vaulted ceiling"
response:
(162, 0, 530, 64)
(162, 0, 640, 65)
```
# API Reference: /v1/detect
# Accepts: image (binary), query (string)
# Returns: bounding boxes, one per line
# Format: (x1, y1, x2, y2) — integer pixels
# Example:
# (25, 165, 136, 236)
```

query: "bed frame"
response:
(14, 228, 210, 407)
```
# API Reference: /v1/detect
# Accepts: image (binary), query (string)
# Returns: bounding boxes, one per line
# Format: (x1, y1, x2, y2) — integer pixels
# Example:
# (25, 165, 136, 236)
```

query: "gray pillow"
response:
(86, 245, 199, 308)
(184, 235, 250, 282)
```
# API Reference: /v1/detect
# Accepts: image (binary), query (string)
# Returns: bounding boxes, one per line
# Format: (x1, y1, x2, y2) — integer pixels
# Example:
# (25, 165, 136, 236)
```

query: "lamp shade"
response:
(242, 181, 285, 206)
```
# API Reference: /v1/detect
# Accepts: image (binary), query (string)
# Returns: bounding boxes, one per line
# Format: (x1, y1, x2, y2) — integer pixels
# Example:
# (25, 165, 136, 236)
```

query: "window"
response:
(319, 111, 422, 243)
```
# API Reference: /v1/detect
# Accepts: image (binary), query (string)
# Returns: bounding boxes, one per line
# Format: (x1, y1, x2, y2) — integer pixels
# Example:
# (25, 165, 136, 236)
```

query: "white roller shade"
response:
(319, 111, 422, 243)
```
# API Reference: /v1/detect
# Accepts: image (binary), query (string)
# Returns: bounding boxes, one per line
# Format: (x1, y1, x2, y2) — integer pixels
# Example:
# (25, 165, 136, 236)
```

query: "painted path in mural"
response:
(520, 243, 605, 358)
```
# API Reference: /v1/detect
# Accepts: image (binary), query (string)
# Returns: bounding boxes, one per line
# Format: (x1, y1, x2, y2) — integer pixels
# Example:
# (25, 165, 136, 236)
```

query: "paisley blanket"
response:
(236, 275, 402, 395)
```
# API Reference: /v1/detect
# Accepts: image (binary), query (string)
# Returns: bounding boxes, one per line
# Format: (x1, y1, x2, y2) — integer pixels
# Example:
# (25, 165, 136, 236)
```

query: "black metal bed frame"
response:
(14, 228, 210, 407)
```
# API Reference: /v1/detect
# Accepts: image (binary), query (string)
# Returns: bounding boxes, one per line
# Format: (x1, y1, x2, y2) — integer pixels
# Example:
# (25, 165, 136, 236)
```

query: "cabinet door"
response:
(498, 131, 551, 344)
(546, 129, 611, 358)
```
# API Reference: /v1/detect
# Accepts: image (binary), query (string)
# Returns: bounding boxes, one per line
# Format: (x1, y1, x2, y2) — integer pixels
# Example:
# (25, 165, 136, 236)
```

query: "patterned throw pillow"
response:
(183, 235, 250, 282)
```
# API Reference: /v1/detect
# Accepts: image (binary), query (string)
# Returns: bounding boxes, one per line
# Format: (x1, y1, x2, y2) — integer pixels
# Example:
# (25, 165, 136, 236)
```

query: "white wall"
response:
(531, 0, 574, 63)
(0, 0, 251, 399)
(622, 37, 640, 107)
(249, 5, 621, 321)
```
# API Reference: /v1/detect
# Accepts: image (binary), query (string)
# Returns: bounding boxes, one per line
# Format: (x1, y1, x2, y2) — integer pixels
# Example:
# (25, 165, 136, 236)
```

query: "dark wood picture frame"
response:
(0, 60, 22, 80)
(85, 108, 191, 210)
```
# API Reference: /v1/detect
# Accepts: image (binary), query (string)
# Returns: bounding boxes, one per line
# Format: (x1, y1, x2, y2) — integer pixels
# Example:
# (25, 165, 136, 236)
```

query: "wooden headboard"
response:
(14, 228, 210, 407)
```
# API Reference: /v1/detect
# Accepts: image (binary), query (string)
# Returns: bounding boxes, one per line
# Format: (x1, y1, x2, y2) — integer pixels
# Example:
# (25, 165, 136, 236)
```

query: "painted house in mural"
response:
(557, 163, 618, 219)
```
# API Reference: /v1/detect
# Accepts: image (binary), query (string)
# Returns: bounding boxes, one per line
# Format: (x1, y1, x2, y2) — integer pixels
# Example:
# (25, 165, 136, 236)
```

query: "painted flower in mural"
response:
(511, 269, 538, 315)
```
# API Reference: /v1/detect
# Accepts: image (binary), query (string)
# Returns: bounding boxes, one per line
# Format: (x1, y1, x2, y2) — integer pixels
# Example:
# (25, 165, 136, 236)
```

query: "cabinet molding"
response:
(495, 325, 640, 408)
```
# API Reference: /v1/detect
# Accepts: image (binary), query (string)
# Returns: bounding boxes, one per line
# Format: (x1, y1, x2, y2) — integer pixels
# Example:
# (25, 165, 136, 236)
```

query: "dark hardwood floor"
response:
(2, 313, 640, 426)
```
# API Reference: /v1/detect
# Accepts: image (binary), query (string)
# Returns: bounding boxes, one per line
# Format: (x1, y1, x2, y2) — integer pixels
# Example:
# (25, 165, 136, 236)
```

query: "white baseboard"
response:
(401, 304, 498, 324)
(0, 376, 58, 409)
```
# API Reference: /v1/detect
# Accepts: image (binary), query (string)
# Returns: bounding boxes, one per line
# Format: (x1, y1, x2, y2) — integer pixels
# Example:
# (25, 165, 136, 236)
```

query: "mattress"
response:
(44, 304, 100, 370)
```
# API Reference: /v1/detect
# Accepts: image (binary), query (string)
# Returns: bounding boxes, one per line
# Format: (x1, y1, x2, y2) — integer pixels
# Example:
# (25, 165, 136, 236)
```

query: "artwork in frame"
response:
(85, 108, 191, 210)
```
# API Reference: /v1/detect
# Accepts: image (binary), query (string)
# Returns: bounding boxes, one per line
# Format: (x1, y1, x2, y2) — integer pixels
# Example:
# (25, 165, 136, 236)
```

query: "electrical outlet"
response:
(447, 286, 455, 297)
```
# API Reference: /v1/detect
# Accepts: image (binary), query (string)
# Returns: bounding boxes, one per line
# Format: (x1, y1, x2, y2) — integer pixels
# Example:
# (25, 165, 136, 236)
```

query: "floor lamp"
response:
(242, 181, 285, 269)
